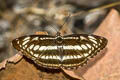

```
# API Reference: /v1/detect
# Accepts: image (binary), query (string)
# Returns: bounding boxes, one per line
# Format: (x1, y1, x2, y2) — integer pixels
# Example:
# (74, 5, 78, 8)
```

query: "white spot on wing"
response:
(84, 53, 89, 57)
(88, 36, 96, 40)
(63, 37, 78, 39)
(39, 37, 54, 40)
(63, 37, 72, 39)
(39, 46, 57, 51)
(45, 56, 49, 59)
(89, 39, 98, 44)
(88, 50, 92, 53)
(67, 56, 70, 59)
(63, 55, 73, 60)
(63, 45, 82, 50)
(23, 37, 30, 41)
(22, 40, 30, 45)
(27, 48, 29, 52)
(32, 37, 39, 41)
(63, 46, 71, 50)
(49, 55, 53, 59)
(40, 38, 43, 40)
(93, 44, 96, 47)
(70, 55, 74, 59)
(77, 55, 82, 58)
(33, 45, 40, 51)
(42, 37, 46, 40)
(23, 46, 25, 49)
(34, 54, 39, 57)
(92, 47, 94, 50)
(100, 39, 102, 43)
(73, 55, 78, 59)
(64, 56, 67, 60)
(81, 44, 88, 50)
(52, 55, 57, 59)
(80, 36, 87, 40)
(24, 45, 27, 48)
(41, 55, 45, 59)
(17, 41, 20, 44)
(30, 44, 34, 49)
(30, 51, 33, 54)
(95, 45, 98, 48)
(39, 46, 47, 51)
(47, 46, 57, 50)
(86, 44, 92, 48)
(19, 45, 22, 47)
(74, 45, 82, 50)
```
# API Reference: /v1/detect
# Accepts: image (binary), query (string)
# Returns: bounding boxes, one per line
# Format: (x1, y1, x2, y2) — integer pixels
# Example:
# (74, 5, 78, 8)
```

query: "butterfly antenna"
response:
(40, 15, 58, 33)
(59, 13, 71, 32)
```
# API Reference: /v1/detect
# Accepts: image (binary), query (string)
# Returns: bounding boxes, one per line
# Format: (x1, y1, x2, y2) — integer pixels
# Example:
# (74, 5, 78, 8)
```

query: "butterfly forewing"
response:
(12, 33, 107, 69)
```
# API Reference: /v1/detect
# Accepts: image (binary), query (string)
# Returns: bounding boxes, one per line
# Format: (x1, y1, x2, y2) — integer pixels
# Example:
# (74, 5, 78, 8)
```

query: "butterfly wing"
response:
(12, 34, 107, 69)
(12, 35, 62, 69)
(62, 34, 107, 69)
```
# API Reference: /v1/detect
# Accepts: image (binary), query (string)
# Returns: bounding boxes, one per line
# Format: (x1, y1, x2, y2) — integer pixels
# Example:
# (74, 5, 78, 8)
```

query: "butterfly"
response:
(12, 32, 107, 69)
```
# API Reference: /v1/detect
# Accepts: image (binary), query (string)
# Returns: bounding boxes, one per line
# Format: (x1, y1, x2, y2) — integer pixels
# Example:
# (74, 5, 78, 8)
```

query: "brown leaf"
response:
(0, 52, 23, 69)
(62, 9, 120, 80)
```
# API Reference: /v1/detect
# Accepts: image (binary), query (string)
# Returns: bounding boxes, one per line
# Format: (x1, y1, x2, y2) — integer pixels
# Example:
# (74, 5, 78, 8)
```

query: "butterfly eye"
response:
(12, 33, 107, 69)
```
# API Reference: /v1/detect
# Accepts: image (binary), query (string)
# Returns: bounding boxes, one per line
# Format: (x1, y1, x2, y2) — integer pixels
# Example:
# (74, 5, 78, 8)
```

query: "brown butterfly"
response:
(12, 32, 107, 69)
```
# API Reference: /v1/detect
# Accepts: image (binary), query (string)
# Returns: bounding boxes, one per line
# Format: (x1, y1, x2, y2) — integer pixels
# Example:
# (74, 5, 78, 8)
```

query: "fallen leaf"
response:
(0, 52, 23, 69)
(62, 9, 120, 80)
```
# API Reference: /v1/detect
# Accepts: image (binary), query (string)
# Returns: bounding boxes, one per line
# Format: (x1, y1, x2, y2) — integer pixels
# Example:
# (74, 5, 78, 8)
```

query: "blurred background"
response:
(0, 0, 120, 62)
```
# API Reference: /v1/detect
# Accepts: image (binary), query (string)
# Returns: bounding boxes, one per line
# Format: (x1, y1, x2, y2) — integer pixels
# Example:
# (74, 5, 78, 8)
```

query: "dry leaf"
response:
(0, 52, 23, 69)
(62, 9, 120, 80)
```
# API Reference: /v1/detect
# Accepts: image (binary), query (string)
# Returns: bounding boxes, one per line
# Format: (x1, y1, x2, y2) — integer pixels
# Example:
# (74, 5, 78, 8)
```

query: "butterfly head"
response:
(56, 32, 63, 44)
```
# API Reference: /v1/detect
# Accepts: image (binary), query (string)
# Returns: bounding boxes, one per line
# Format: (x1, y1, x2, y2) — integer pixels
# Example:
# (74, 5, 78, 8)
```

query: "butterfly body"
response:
(12, 32, 107, 69)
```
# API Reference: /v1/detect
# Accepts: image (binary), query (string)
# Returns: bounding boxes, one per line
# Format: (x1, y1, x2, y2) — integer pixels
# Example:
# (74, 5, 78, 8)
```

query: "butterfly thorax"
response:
(56, 32, 63, 44)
